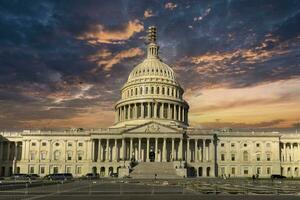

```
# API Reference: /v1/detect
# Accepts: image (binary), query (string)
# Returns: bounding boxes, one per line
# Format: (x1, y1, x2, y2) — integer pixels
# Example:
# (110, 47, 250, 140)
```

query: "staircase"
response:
(130, 162, 180, 179)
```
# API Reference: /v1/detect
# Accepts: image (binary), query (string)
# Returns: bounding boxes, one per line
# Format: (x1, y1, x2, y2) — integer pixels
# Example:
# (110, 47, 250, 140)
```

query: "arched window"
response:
(140, 87, 143, 95)
(151, 87, 154, 94)
(157, 87, 160, 94)
(243, 151, 248, 161)
(145, 87, 148, 94)
(135, 88, 138, 95)
(162, 87, 165, 95)
(54, 150, 61, 160)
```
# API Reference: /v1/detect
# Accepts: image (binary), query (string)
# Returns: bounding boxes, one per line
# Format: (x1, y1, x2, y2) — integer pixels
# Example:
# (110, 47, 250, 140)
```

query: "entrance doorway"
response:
(149, 151, 155, 162)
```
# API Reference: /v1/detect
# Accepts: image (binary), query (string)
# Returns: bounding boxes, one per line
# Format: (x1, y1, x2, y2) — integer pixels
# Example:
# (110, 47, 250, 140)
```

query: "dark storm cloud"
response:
(0, 0, 299, 129)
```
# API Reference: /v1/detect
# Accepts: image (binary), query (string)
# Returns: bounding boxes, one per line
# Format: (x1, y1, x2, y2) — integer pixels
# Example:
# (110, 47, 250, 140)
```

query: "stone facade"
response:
(0, 26, 299, 178)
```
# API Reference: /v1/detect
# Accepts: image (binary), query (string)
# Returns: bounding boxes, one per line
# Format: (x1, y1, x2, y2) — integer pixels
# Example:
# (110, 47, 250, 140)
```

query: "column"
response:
(187, 139, 190, 162)
(195, 139, 198, 162)
(178, 106, 182, 121)
(209, 140, 214, 162)
(154, 102, 157, 118)
(179, 138, 183, 160)
(163, 138, 167, 162)
(126, 105, 130, 119)
(106, 139, 109, 161)
(134, 104, 137, 119)
(147, 103, 151, 118)
(138, 138, 141, 161)
(91, 140, 95, 161)
(7, 142, 10, 161)
(155, 138, 158, 162)
(283, 143, 286, 162)
(0, 141, 3, 161)
(98, 139, 101, 161)
(182, 108, 185, 123)
(114, 139, 118, 161)
(168, 104, 171, 119)
(171, 138, 175, 161)
(160, 103, 164, 118)
(14, 142, 18, 161)
(146, 138, 150, 162)
(174, 105, 178, 120)
(48, 140, 52, 161)
(202, 140, 206, 162)
(63, 140, 67, 162)
(121, 138, 125, 160)
(141, 103, 144, 118)
(130, 138, 133, 160)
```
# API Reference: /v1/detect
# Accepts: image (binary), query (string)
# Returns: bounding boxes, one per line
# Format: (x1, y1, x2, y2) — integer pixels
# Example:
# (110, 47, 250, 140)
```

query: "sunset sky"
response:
(0, 0, 299, 130)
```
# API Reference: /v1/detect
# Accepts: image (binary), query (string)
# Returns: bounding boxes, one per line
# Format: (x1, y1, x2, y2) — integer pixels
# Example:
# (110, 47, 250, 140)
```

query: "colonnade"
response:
(0, 141, 21, 161)
(116, 102, 188, 123)
(281, 142, 300, 162)
(92, 138, 214, 163)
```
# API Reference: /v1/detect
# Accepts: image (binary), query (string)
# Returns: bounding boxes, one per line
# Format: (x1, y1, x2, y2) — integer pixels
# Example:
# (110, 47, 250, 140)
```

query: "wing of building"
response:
(0, 26, 299, 178)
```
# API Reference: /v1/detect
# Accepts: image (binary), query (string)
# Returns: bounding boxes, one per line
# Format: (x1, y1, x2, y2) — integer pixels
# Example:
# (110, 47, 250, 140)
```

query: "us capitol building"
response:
(0, 27, 299, 178)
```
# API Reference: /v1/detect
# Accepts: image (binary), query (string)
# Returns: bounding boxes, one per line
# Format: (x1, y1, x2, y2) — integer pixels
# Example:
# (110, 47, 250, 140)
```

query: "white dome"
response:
(112, 26, 189, 128)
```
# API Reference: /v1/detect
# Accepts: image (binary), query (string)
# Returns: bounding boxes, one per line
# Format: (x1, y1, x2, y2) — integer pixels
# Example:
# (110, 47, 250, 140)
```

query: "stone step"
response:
(130, 162, 180, 179)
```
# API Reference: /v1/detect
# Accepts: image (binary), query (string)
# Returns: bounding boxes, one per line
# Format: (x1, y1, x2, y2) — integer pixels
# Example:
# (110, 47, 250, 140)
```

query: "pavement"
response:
(0, 179, 299, 200)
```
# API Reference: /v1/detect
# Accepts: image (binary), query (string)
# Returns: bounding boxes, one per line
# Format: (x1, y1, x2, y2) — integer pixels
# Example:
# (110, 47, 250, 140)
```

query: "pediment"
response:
(122, 121, 182, 134)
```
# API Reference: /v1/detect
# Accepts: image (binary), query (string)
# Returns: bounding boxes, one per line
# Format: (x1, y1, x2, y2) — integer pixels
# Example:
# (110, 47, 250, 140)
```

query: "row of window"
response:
(30, 151, 84, 161)
(220, 142, 271, 148)
(220, 166, 273, 176)
(123, 85, 182, 99)
(220, 152, 272, 162)
(29, 165, 84, 175)
(31, 142, 84, 147)
(131, 68, 174, 78)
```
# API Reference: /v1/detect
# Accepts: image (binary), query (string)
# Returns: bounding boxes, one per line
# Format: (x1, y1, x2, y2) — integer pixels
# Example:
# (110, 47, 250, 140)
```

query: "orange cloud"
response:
(78, 20, 144, 44)
(89, 47, 144, 72)
(165, 2, 177, 10)
(144, 9, 155, 18)
(185, 78, 300, 128)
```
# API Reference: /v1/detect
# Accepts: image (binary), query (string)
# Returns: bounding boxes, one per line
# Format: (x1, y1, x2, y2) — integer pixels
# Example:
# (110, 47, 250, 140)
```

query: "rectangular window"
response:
(267, 154, 271, 161)
(30, 166, 34, 174)
(68, 143, 72, 147)
(244, 168, 248, 175)
(77, 167, 82, 174)
(267, 167, 271, 175)
(41, 152, 46, 160)
(231, 167, 235, 175)
(31, 143, 36, 146)
(257, 167, 261, 175)
(66, 167, 72, 173)
(40, 167, 45, 174)
(221, 154, 225, 161)
(256, 143, 260, 147)
(78, 143, 83, 147)
(231, 143, 235, 147)
(67, 154, 72, 161)
(221, 143, 225, 147)
(42, 142, 46, 146)
(78, 155, 82, 161)
(231, 154, 235, 161)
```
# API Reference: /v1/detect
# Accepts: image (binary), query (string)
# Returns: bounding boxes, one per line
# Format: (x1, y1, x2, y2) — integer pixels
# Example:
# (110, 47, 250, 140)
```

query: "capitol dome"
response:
(113, 26, 189, 127)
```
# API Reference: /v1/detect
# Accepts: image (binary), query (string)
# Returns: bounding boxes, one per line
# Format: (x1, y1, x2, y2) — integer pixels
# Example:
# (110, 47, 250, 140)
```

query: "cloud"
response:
(89, 48, 144, 72)
(144, 9, 155, 18)
(165, 2, 177, 10)
(78, 19, 144, 44)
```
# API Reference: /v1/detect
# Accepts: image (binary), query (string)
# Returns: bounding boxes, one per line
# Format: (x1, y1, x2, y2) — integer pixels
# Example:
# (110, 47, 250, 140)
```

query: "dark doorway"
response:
(149, 151, 155, 162)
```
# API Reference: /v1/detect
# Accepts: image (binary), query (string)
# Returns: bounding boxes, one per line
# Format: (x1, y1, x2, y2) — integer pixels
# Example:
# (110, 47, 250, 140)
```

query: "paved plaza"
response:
(0, 179, 300, 200)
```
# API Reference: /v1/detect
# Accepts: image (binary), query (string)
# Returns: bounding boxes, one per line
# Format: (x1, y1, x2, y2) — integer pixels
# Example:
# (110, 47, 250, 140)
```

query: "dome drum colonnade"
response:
(114, 26, 189, 127)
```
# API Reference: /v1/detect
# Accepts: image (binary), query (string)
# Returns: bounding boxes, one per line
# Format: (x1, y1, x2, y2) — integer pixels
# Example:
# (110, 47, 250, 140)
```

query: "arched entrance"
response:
(100, 167, 105, 177)
(92, 167, 97, 175)
(149, 151, 155, 162)
(198, 167, 203, 177)
(108, 167, 113, 176)
(206, 167, 211, 177)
